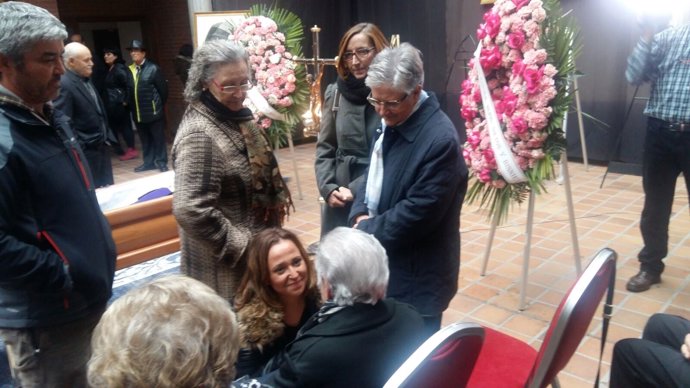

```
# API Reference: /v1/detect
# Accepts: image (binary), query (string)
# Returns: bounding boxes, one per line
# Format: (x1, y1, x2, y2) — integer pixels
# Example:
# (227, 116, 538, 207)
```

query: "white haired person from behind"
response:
(88, 275, 245, 388)
(255, 227, 426, 387)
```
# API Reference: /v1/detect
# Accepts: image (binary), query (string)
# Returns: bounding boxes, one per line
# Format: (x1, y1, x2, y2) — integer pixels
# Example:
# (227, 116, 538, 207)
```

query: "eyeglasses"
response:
(366, 93, 409, 109)
(342, 47, 376, 62)
(212, 79, 252, 93)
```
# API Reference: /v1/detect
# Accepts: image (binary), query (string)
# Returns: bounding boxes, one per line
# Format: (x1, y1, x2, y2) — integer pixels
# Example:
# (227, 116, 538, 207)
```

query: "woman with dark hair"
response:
(233, 228, 320, 378)
(103, 47, 138, 160)
(314, 23, 389, 238)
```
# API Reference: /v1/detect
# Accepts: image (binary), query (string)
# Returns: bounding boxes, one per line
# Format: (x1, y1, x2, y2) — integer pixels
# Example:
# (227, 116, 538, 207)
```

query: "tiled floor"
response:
(110, 140, 690, 387)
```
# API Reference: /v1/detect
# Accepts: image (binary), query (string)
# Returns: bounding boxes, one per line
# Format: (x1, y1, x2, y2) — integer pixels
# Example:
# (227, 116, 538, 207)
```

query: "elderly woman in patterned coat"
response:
(172, 40, 292, 301)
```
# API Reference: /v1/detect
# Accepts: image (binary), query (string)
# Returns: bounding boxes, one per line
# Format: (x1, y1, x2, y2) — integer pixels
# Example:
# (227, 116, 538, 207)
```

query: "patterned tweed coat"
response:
(172, 101, 279, 300)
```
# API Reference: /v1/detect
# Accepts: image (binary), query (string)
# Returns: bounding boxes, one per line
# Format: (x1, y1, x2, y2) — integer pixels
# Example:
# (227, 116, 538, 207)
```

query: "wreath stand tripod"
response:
(480, 75, 584, 311)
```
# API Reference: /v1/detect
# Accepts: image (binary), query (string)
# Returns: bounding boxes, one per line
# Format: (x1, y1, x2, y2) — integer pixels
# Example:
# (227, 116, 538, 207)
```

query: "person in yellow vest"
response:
(126, 39, 169, 172)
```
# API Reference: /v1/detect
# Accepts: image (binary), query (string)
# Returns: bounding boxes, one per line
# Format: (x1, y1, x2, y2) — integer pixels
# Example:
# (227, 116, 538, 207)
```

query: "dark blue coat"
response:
(349, 93, 468, 316)
(0, 93, 116, 328)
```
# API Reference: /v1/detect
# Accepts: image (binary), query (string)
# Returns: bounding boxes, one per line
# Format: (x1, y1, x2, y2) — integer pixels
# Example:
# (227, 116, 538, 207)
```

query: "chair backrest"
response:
(384, 321, 485, 388)
(527, 247, 617, 388)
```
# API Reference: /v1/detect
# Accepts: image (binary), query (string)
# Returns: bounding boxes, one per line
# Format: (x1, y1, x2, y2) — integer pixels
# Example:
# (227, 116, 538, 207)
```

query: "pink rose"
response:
(512, 59, 526, 77)
(462, 104, 478, 121)
(480, 46, 502, 71)
(510, 115, 528, 134)
(523, 66, 544, 94)
(507, 31, 526, 50)
(483, 12, 501, 38)
(525, 110, 548, 130)
(512, 0, 530, 10)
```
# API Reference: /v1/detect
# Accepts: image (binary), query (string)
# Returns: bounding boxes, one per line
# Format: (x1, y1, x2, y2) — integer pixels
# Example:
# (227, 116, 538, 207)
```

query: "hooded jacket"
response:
(0, 90, 116, 328)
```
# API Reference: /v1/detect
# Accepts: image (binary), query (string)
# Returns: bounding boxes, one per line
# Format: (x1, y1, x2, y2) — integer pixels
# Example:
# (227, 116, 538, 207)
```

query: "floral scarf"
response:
(201, 91, 294, 225)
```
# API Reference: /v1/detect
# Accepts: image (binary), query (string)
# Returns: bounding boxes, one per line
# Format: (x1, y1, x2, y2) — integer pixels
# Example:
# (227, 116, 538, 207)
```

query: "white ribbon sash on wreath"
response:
(473, 42, 528, 184)
(246, 87, 287, 121)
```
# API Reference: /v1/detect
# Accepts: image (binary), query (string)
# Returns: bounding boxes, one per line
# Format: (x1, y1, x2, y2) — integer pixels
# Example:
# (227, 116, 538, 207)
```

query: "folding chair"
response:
(384, 322, 485, 388)
(467, 248, 617, 388)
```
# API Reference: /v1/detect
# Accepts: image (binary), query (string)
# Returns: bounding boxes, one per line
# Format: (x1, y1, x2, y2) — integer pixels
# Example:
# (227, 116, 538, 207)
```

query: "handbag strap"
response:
(594, 263, 616, 388)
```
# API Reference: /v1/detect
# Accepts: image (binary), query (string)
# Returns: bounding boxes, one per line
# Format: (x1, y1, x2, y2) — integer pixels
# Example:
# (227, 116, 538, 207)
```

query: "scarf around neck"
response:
(337, 75, 370, 105)
(200, 91, 294, 225)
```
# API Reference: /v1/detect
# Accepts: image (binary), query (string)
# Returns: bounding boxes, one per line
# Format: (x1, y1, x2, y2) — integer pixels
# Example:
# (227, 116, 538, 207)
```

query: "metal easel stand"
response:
(557, 71, 589, 183)
(481, 77, 583, 310)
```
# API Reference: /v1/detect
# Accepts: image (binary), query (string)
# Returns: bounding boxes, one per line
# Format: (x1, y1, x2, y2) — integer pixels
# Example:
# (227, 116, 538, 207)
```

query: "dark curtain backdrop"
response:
(213, 0, 648, 163)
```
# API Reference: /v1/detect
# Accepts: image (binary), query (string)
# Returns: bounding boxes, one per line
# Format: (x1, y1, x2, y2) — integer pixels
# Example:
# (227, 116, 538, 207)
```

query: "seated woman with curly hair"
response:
(87, 275, 240, 388)
(234, 227, 321, 378)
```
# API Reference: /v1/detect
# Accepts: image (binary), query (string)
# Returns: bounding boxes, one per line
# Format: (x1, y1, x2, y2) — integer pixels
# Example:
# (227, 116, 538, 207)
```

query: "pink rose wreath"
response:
(460, 0, 580, 224)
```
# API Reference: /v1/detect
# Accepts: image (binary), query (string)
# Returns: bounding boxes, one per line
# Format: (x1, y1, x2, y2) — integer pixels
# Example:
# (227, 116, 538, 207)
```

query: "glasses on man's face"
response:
(212, 79, 252, 93)
(367, 93, 408, 110)
(342, 47, 376, 62)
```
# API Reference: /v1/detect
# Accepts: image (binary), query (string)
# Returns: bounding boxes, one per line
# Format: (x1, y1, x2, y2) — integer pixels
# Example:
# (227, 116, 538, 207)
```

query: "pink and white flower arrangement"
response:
(229, 5, 309, 146)
(234, 16, 298, 130)
(460, 0, 579, 223)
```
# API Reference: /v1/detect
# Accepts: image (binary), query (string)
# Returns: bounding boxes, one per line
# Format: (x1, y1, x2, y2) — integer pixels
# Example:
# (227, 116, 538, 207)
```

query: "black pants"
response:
(136, 118, 167, 168)
(610, 313, 690, 388)
(83, 143, 113, 188)
(637, 117, 690, 275)
(108, 113, 135, 149)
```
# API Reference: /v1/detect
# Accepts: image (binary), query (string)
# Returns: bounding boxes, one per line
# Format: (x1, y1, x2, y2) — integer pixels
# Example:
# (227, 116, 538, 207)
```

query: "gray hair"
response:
(316, 227, 389, 306)
(0, 2, 66, 66)
(365, 42, 424, 94)
(184, 40, 250, 103)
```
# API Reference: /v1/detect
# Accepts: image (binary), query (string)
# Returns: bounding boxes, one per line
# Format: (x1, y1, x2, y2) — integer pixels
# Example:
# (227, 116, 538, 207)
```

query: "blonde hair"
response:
(88, 275, 240, 388)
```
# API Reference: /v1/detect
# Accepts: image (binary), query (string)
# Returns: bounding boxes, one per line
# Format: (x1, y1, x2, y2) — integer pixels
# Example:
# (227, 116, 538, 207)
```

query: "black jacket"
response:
(128, 59, 168, 123)
(54, 70, 109, 148)
(103, 62, 130, 120)
(0, 91, 116, 328)
(259, 299, 425, 387)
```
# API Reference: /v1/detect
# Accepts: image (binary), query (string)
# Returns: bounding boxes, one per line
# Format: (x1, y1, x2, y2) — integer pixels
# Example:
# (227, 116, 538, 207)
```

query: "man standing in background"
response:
(0, 2, 117, 386)
(127, 39, 169, 172)
(625, 9, 690, 292)
(54, 42, 114, 187)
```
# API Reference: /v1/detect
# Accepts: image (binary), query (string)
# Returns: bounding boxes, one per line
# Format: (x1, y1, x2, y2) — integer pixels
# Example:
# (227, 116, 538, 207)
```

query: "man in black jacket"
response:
(54, 42, 114, 187)
(127, 39, 169, 172)
(0, 2, 117, 387)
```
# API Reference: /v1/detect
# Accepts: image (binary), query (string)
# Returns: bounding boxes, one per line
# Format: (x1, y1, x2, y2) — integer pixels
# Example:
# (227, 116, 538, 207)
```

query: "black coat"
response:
(258, 299, 425, 388)
(0, 93, 116, 328)
(103, 62, 130, 120)
(350, 93, 469, 316)
(54, 70, 109, 148)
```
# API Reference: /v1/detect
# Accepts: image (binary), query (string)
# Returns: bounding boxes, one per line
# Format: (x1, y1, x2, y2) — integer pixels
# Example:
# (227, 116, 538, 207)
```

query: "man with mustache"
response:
(0, 2, 117, 386)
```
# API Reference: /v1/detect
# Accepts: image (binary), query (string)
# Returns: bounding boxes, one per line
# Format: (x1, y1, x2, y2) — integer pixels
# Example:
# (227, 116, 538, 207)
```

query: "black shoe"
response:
(626, 270, 661, 292)
(158, 165, 169, 172)
(134, 164, 156, 172)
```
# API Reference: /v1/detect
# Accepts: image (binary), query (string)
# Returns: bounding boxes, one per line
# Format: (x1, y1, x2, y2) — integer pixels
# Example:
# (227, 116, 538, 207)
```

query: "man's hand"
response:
(353, 214, 370, 229)
(327, 187, 353, 208)
(682, 333, 690, 360)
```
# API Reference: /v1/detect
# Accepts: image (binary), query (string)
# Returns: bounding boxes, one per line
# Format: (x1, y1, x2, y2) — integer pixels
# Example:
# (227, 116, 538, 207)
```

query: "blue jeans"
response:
(0, 309, 103, 388)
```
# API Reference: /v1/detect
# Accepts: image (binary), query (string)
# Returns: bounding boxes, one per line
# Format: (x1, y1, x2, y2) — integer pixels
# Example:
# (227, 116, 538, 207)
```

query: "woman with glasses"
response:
(314, 23, 389, 240)
(172, 40, 293, 301)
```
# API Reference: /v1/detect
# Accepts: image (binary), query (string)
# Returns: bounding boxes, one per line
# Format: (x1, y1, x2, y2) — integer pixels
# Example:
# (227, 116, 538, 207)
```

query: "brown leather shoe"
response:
(626, 271, 661, 292)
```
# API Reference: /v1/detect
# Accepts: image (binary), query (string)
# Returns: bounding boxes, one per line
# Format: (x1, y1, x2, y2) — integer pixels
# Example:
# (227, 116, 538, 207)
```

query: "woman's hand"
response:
(327, 187, 353, 207)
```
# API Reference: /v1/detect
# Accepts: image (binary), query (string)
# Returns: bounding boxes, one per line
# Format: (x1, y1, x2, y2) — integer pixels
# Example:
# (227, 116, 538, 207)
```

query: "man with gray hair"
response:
(54, 42, 114, 187)
(256, 227, 424, 387)
(350, 42, 468, 338)
(0, 2, 116, 386)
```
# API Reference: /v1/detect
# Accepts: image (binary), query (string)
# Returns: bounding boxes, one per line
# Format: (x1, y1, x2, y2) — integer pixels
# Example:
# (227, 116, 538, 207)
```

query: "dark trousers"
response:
(638, 117, 690, 275)
(136, 118, 167, 168)
(83, 143, 113, 188)
(108, 114, 135, 149)
(610, 313, 690, 388)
